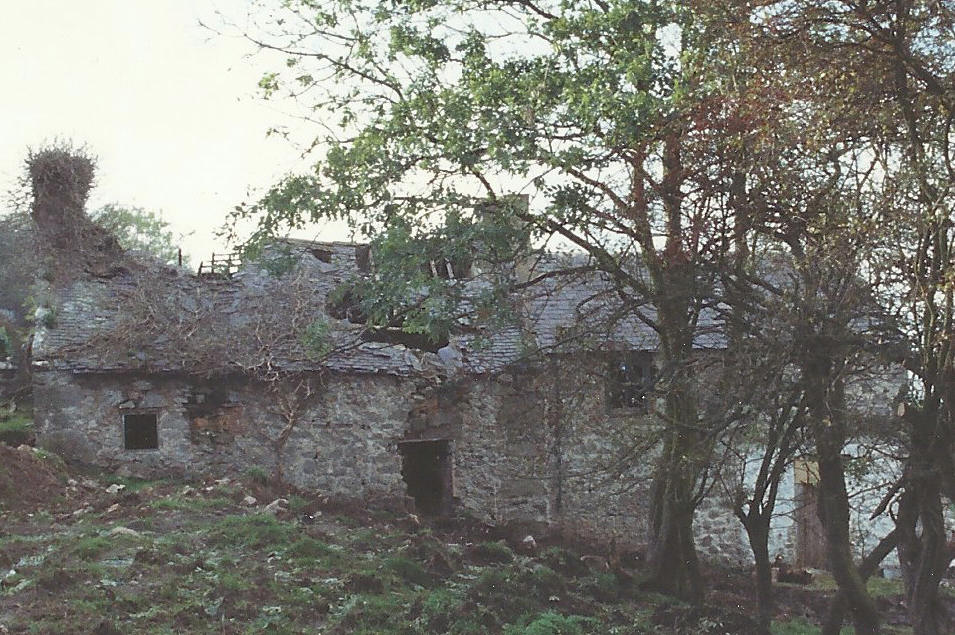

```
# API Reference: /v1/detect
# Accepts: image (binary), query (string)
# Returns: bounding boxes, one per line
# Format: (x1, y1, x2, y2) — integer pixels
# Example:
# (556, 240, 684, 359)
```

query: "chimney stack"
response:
(27, 146, 124, 279)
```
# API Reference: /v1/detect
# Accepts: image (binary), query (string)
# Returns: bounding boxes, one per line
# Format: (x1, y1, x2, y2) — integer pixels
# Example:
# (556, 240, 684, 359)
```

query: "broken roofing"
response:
(33, 240, 724, 377)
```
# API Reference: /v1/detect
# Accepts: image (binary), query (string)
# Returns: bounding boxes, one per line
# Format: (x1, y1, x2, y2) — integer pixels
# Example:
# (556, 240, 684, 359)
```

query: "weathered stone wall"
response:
(33, 370, 414, 501)
(32, 364, 657, 548)
(33, 357, 913, 569)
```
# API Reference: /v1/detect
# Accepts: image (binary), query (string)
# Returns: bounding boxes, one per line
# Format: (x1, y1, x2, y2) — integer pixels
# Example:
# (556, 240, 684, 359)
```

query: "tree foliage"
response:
(91, 203, 188, 266)
(229, 0, 955, 631)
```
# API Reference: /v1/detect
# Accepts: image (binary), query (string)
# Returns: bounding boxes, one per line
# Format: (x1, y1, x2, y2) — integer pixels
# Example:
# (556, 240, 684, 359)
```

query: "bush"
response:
(521, 565, 565, 597)
(420, 588, 462, 632)
(70, 536, 111, 560)
(0, 326, 9, 358)
(468, 540, 514, 564)
(582, 572, 619, 603)
(287, 536, 340, 561)
(0, 415, 34, 447)
(244, 467, 269, 485)
(331, 593, 411, 634)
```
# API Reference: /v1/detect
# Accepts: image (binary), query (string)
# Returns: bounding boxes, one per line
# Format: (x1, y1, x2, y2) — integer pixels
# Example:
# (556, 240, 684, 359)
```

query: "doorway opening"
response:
(398, 440, 453, 516)
(794, 458, 827, 569)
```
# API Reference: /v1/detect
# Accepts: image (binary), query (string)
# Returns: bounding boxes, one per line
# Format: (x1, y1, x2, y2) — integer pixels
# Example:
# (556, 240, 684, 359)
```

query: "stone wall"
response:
(32, 364, 659, 549)
(32, 358, 914, 569)
(33, 370, 413, 499)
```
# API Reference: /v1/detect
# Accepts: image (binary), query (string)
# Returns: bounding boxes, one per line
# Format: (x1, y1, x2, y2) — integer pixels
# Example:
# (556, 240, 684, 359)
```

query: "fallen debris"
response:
(265, 498, 289, 515)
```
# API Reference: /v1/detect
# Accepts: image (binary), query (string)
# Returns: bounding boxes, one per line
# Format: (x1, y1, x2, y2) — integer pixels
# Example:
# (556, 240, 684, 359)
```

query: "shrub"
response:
(468, 540, 514, 564)
(331, 593, 411, 634)
(244, 467, 269, 485)
(420, 588, 462, 632)
(0, 415, 33, 446)
(522, 565, 565, 597)
(70, 536, 111, 560)
(287, 536, 339, 561)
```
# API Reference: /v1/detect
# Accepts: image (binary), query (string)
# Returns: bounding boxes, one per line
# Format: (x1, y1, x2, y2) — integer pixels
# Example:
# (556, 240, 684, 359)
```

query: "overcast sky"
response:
(0, 1, 339, 263)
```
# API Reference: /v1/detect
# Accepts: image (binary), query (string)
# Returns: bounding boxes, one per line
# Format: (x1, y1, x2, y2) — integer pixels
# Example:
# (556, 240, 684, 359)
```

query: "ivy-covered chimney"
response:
(27, 145, 124, 278)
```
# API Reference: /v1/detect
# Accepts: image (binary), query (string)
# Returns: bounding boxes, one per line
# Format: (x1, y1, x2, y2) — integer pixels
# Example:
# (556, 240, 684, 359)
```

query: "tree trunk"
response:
(745, 516, 774, 635)
(642, 376, 705, 603)
(643, 458, 703, 602)
(896, 412, 951, 635)
(640, 255, 708, 604)
(814, 442, 881, 634)
(822, 530, 898, 634)
(803, 359, 881, 635)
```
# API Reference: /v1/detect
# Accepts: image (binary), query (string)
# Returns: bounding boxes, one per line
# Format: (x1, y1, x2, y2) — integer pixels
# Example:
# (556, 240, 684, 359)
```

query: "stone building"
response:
(26, 204, 905, 568)
(31, 239, 676, 546)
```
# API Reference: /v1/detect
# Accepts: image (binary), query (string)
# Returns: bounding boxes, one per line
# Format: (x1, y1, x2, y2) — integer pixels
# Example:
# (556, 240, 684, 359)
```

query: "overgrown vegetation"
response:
(221, 0, 955, 631)
(5, 455, 926, 634)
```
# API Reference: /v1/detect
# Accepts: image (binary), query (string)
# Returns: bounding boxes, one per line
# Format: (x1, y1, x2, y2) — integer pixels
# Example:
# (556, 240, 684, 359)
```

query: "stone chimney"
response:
(28, 147, 124, 279)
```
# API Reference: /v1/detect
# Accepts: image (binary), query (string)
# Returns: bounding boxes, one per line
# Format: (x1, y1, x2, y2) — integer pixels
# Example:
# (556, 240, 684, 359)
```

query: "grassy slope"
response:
(0, 457, 933, 634)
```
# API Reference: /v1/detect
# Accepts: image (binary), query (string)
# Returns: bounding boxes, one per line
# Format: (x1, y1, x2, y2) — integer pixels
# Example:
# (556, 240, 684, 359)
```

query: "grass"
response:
(770, 618, 855, 635)
(205, 513, 297, 549)
(105, 474, 164, 493)
(286, 535, 342, 562)
(0, 461, 934, 634)
(149, 494, 233, 512)
(70, 535, 111, 559)
(505, 611, 597, 635)
(0, 413, 33, 445)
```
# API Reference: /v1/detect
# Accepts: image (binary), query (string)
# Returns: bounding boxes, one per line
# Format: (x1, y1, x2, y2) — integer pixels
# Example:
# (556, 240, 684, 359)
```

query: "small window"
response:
(123, 413, 158, 450)
(607, 352, 654, 411)
(309, 248, 333, 263)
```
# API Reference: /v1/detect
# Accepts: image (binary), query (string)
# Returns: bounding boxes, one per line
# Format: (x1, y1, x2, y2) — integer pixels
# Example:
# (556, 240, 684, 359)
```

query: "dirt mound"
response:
(0, 445, 68, 512)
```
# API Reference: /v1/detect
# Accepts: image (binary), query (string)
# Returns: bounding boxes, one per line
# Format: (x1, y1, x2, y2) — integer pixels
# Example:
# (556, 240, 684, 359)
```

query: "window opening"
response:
(309, 248, 333, 263)
(326, 286, 368, 324)
(607, 352, 654, 410)
(398, 440, 453, 515)
(123, 413, 158, 450)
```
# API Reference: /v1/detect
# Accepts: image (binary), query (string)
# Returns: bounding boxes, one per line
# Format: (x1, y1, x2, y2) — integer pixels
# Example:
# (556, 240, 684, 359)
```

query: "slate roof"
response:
(519, 252, 725, 353)
(34, 239, 726, 377)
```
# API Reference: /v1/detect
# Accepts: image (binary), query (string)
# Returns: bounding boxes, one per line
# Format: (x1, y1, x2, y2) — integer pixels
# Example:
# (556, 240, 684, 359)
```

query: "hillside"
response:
(0, 445, 935, 634)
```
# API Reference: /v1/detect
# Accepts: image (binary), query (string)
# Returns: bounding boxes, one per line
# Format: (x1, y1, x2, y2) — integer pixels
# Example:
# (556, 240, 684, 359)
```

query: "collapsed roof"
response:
(33, 238, 726, 378)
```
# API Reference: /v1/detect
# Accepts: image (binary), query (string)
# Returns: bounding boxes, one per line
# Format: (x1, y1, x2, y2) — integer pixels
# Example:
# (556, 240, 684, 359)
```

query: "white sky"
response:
(0, 1, 341, 264)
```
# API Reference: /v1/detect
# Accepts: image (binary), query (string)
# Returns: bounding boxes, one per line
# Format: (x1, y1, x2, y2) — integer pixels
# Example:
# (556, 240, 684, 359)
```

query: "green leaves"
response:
(91, 204, 188, 266)
(300, 319, 333, 359)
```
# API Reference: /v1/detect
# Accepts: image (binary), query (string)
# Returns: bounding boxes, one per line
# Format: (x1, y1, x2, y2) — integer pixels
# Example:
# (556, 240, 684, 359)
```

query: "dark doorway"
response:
(123, 413, 158, 450)
(398, 440, 452, 516)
